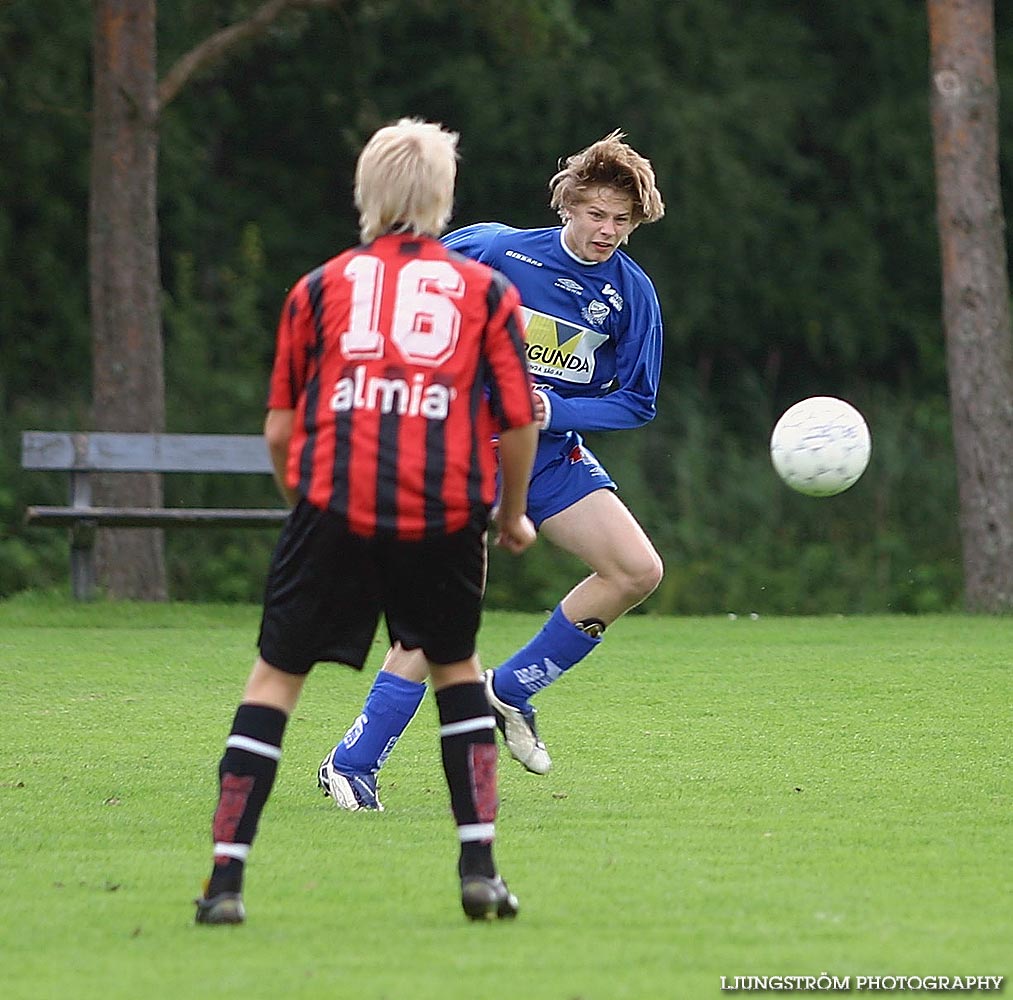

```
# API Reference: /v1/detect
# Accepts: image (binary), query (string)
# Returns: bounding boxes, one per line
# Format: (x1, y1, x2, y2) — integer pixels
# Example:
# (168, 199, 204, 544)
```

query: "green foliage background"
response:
(2, 0, 1011, 610)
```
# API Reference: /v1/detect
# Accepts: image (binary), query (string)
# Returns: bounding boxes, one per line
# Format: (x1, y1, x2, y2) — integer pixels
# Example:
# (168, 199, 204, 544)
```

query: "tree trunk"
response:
(928, 0, 1013, 611)
(90, 0, 167, 600)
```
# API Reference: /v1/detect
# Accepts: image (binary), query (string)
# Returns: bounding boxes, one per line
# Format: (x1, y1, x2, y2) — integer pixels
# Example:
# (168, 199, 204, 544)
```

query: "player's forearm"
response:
(540, 389, 656, 434)
(496, 422, 538, 518)
(263, 408, 298, 507)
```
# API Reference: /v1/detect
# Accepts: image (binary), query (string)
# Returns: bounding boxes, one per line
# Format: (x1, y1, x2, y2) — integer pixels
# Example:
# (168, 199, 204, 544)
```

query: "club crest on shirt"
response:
(582, 300, 611, 327)
(521, 307, 608, 385)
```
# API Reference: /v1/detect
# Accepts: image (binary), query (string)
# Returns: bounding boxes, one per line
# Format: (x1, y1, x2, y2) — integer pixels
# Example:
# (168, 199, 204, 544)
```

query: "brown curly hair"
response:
(549, 129, 665, 228)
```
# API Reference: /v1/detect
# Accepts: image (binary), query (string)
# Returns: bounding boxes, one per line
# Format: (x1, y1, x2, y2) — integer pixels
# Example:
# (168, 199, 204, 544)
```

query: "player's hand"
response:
(531, 389, 548, 428)
(495, 513, 536, 554)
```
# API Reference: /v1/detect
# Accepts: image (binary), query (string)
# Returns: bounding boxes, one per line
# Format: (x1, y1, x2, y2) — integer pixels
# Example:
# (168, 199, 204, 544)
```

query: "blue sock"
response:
(492, 604, 601, 709)
(329, 671, 426, 775)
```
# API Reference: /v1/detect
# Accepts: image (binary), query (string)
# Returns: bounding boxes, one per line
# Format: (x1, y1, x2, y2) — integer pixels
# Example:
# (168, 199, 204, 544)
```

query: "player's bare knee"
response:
(615, 548, 663, 606)
(633, 549, 664, 601)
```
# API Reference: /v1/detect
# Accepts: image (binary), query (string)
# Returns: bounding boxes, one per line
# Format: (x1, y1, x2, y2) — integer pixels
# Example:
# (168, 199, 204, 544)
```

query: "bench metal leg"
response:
(70, 520, 97, 601)
(68, 468, 96, 600)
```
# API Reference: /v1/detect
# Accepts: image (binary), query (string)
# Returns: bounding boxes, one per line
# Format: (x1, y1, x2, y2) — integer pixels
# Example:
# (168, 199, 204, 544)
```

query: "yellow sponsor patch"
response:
(521, 307, 608, 385)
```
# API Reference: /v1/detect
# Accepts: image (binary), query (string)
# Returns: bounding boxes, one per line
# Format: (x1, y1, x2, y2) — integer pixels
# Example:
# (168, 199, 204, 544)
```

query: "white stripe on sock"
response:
(439, 716, 496, 738)
(458, 822, 495, 842)
(213, 842, 250, 861)
(226, 734, 282, 760)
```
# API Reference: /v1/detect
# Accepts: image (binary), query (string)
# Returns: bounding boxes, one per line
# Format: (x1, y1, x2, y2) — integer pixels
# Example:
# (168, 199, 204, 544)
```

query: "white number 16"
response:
(341, 255, 463, 367)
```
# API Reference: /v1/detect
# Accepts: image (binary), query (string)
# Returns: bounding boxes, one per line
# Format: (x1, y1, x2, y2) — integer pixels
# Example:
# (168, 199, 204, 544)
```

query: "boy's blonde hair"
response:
(355, 118, 459, 243)
(549, 129, 665, 228)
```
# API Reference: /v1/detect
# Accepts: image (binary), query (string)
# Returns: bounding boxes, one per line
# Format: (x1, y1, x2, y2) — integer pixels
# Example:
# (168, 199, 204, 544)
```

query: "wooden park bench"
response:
(21, 430, 289, 600)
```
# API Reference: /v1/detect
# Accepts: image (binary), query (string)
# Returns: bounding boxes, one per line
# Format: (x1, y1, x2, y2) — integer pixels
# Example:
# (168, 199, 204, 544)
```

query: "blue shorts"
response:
(525, 431, 616, 528)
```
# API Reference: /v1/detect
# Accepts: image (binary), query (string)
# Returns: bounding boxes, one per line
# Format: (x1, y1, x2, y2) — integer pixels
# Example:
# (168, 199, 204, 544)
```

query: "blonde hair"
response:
(549, 129, 665, 228)
(355, 118, 459, 243)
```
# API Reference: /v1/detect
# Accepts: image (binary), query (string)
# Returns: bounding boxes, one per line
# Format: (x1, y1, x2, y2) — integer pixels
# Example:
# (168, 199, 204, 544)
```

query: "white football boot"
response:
(483, 670, 551, 775)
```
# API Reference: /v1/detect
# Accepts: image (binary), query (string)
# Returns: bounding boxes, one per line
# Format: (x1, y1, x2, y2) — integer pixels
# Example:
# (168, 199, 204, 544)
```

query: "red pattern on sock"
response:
(468, 742, 499, 827)
(213, 773, 255, 863)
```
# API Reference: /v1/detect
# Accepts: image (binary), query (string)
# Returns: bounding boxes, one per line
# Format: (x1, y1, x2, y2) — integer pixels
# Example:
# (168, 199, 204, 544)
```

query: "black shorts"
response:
(258, 501, 488, 675)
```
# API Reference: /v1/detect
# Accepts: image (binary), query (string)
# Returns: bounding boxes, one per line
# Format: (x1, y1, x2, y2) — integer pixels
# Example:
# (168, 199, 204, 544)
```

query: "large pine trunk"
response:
(928, 0, 1013, 611)
(89, 0, 167, 600)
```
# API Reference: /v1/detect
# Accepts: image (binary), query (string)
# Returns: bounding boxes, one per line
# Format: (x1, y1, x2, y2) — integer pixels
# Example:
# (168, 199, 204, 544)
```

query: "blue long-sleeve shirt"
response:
(443, 223, 663, 437)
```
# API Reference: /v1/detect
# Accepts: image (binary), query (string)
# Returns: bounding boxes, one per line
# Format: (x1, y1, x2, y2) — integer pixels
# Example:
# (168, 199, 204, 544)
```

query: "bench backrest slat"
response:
(21, 432, 273, 474)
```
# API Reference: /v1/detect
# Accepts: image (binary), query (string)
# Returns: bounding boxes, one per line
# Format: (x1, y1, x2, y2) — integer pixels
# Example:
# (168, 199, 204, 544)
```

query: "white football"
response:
(770, 396, 871, 497)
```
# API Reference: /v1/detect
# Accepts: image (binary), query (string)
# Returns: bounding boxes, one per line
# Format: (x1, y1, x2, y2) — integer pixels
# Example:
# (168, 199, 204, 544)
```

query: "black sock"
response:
(436, 681, 499, 880)
(206, 703, 287, 897)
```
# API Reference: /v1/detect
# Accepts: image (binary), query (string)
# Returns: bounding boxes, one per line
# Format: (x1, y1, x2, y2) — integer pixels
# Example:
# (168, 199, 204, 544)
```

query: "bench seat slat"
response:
(21, 431, 274, 474)
(21, 431, 288, 600)
(26, 506, 288, 528)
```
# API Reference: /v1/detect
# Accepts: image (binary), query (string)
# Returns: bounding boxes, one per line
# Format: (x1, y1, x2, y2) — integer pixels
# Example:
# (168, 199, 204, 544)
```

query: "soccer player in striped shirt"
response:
(319, 130, 666, 802)
(194, 119, 538, 925)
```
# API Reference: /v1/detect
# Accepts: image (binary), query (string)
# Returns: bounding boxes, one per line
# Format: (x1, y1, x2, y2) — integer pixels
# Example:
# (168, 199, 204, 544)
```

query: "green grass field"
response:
(1, 595, 1009, 999)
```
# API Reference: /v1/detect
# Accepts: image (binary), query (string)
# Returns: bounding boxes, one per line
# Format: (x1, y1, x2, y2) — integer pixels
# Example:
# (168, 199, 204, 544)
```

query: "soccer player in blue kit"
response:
(317, 129, 666, 808)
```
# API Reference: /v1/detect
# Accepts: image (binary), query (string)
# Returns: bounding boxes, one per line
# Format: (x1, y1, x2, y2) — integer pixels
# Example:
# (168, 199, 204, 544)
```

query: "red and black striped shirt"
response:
(267, 233, 534, 539)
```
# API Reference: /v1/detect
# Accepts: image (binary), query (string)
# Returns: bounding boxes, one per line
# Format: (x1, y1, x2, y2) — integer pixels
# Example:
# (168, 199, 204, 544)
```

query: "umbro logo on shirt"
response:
(555, 278, 584, 294)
